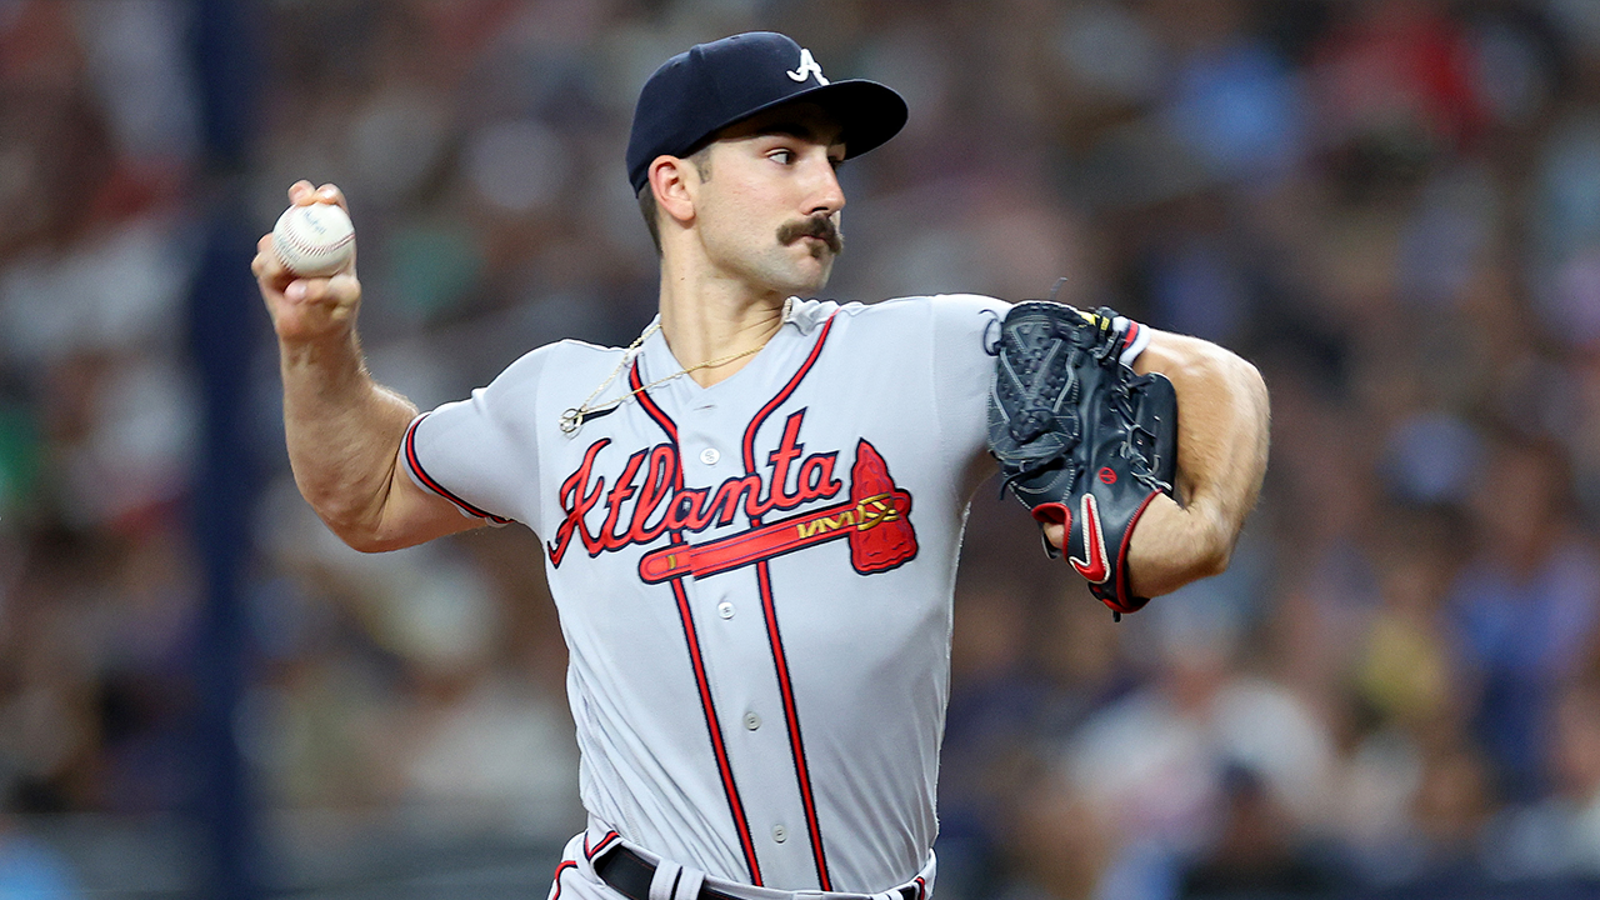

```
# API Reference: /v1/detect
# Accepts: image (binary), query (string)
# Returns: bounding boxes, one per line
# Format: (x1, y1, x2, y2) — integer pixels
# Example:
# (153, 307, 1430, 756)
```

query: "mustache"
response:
(777, 215, 843, 255)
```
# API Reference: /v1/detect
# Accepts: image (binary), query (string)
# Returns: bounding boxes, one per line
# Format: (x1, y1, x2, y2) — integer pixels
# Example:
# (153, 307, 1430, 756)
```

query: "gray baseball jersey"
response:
(403, 294, 1009, 895)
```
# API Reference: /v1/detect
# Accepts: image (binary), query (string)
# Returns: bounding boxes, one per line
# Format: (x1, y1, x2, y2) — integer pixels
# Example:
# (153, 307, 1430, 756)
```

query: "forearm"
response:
(255, 182, 483, 552)
(280, 330, 417, 548)
(1128, 330, 1270, 596)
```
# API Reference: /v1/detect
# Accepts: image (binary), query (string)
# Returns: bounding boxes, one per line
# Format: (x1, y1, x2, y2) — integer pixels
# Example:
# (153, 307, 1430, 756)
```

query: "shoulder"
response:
(876, 294, 1011, 355)
(791, 295, 1012, 370)
(824, 293, 1009, 319)
(522, 337, 630, 366)
(490, 337, 630, 388)
(799, 293, 1010, 336)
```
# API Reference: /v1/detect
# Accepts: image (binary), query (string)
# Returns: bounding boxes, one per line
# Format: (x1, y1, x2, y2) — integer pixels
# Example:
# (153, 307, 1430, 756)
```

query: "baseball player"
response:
(252, 32, 1269, 900)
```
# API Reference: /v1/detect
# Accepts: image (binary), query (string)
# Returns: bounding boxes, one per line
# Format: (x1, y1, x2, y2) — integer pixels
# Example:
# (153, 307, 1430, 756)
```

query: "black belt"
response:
(594, 847, 744, 900)
(593, 847, 919, 900)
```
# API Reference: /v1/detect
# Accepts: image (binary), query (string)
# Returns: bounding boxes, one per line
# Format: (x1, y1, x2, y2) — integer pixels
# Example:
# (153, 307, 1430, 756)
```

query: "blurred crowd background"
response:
(5, 0, 1600, 897)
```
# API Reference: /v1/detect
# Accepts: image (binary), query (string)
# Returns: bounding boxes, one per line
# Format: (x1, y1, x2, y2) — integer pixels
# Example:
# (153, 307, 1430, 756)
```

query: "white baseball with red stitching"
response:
(272, 203, 355, 277)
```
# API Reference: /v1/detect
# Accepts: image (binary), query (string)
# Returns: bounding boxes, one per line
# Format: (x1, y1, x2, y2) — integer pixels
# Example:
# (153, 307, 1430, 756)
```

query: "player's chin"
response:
(753, 248, 834, 297)
(789, 264, 833, 297)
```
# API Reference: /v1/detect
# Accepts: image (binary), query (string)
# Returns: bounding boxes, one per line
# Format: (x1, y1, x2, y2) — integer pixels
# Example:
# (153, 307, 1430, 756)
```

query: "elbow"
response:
(1198, 343, 1270, 419)
(1238, 357, 1271, 426)
(1191, 534, 1235, 582)
(1200, 500, 1249, 577)
(338, 529, 407, 555)
(317, 513, 394, 554)
(297, 472, 417, 554)
(1129, 507, 1239, 599)
(309, 485, 469, 554)
(305, 495, 406, 554)
(321, 506, 429, 554)
(1145, 508, 1242, 597)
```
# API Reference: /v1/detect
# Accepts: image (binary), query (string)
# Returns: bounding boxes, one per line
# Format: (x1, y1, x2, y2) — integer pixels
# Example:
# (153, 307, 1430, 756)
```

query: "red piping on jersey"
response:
(632, 366, 684, 492)
(403, 414, 513, 524)
(740, 312, 838, 890)
(670, 572, 763, 882)
(753, 557, 832, 889)
(742, 313, 838, 474)
(585, 830, 620, 859)
(632, 362, 765, 887)
(551, 859, 577, 900)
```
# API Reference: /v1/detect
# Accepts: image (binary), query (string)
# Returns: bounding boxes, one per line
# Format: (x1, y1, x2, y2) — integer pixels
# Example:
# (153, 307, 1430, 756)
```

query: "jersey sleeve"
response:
(401, 347, 551, 526)
(929, 293, 1010, 483)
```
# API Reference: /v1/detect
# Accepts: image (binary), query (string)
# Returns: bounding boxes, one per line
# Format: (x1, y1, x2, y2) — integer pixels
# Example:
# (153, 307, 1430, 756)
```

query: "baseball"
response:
(272, 202, 356, 277)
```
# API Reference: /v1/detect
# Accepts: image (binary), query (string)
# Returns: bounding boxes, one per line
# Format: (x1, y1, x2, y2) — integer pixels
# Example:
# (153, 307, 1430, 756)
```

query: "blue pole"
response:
(187, 1, 265, 896)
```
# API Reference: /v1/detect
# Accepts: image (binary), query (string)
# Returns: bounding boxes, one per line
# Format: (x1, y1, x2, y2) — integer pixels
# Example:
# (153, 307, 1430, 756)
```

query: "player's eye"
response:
(769, 149, 795, 165)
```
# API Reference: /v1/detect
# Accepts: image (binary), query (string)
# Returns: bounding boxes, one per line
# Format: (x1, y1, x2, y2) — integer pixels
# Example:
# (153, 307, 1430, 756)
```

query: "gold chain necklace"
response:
(559, 322, 765, 436)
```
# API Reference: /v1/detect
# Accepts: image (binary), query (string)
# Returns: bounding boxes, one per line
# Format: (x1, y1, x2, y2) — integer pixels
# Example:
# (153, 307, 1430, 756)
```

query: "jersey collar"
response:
(784, 296, 831, 335)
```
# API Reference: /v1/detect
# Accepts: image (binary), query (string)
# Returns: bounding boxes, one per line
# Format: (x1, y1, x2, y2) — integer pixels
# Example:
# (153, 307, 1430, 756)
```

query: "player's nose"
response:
(804, 157, 846, 217)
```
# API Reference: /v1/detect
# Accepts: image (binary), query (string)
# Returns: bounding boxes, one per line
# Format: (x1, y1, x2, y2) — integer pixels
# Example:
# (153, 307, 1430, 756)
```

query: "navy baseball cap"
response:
(626, 32, 908, 194)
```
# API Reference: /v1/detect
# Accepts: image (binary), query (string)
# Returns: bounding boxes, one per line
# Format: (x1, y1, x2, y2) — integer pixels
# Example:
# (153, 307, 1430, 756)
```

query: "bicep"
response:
(1133, 329, 1270, 520)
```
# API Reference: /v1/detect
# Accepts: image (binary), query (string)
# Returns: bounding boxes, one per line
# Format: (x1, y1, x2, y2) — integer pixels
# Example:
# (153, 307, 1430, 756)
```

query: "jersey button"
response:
(700, 447, 720, 465)
(771, 825, 787, 843)
(717, 601, 735, 619)
(743, 712, 761, 731)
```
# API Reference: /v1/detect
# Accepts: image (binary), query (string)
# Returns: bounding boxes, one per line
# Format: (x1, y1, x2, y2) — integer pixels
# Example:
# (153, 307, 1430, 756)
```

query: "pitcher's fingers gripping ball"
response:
(272, 202, 355, 277)
(987, 301, 1177, 619)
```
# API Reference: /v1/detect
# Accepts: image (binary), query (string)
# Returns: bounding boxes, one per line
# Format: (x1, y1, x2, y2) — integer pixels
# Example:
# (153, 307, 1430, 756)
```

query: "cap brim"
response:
(697, 78, 908, 161)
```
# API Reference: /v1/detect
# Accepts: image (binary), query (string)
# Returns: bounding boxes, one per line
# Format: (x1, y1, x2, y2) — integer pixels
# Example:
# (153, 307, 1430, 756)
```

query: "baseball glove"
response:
(987, 301, 1178, 618)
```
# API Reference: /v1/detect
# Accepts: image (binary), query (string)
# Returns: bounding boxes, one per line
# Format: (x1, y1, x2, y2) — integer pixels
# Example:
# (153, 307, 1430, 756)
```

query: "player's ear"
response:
(649, 155, 697, 227)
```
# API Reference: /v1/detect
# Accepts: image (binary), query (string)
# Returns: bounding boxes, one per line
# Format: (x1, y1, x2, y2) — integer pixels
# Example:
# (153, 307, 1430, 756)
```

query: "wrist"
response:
(279, 327, 366, 378)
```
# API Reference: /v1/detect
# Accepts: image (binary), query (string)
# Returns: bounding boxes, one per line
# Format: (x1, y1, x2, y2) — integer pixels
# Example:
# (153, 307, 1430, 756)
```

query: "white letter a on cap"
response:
(787, 48, 829, 85)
